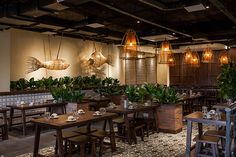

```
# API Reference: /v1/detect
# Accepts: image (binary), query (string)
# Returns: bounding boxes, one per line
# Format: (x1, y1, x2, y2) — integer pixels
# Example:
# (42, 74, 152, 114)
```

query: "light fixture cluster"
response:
(122, 29, 230, 67)
(183, 46, 230, 67)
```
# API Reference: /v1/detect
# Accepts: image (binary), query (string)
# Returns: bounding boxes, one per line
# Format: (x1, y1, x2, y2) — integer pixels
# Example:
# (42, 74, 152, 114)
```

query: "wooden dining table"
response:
(184, 111, 229, 157)
(7, 102, 67, 136)
(107, 103, 160, 145)
(31, 111, 117, 157)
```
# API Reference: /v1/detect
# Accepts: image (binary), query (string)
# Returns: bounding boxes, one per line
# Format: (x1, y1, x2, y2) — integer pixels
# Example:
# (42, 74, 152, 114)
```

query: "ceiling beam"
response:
(138, 0, 183, 11)
(209, 0, 236, 25)
(92, 0, 192, 38)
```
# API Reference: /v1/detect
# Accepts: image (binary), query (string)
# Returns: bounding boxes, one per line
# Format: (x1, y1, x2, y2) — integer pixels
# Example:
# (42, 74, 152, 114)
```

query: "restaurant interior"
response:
(0, 0, 236, 157)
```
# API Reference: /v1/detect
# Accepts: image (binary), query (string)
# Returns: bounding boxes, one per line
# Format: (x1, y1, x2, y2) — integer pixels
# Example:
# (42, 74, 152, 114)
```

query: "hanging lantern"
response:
(183, 47, 193, 64)
(219, 51, 230, 65)
(190, 52, 200, 68)
(121, 29, 139, 58)
(168, 54, 175, 66)
(159, 39, 174, 64)
(202, 46, 213, 63)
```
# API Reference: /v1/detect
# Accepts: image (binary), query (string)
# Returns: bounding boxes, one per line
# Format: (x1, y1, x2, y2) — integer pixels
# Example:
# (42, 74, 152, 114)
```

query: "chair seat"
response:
(68, 135, 97, 144)
(91, 130, 109, 138)
(73, 127, 97, 134)
(194, 135, 220, 144)
(204, 130, 226, 138)
(54, 130, 80, 139)
(112, 117, 124, 124)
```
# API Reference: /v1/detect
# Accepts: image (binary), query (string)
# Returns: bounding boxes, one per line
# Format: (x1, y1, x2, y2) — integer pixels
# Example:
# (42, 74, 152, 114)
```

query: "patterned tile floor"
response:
(17, 124, 208, 157)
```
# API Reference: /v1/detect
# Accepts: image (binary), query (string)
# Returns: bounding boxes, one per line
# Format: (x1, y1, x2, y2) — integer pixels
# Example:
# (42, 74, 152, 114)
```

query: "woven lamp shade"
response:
(190, 52, 200, 68)
(219, 51, 230, 65)
(202, 47, 213, 63)
(122, 29, 139, 58)
(159, 40, 174, 65)
(184, 47, 193, 64)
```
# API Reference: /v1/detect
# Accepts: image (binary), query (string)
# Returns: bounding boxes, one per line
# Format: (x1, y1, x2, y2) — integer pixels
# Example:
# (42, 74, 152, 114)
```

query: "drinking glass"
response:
(44, 111, 51, 119)
(202, 106, 208, 118)
(99, 108, 106, 115)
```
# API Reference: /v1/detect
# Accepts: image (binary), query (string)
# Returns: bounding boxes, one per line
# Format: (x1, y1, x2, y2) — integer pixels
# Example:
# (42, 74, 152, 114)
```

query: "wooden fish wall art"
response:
(80, 48, 112, 77)
(27, 34, 70, 73)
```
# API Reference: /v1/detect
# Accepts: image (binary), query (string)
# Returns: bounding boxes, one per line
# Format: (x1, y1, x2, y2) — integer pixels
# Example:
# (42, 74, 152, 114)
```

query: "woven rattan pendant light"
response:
(159, 39, 174, 65)
(122, 29, 139, 58)
(219, 51, 230, 65)
(184, 47, 193, 64)
(190, 52, 200, 68)
(202, 46, 213, 63)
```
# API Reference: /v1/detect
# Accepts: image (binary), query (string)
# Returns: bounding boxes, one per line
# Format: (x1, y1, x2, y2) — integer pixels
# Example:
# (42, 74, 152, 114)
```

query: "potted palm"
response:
(152, 86, 182, 133)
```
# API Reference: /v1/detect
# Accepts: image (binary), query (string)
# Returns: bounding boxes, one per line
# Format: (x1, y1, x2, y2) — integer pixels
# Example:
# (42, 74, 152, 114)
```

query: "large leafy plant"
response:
(217, 63, 236, 101)
(152, 86, 178, 104)
(125, 85, 140, 102)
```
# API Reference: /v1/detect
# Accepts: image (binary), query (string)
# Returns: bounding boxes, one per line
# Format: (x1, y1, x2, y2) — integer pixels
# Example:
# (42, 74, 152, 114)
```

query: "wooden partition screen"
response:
(170, 49, 236, 86)
(124, 57, 157, 85)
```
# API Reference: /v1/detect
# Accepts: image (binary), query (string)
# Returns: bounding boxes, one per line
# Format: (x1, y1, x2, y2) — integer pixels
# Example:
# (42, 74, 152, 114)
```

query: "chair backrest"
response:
(224, 102, 236, 157)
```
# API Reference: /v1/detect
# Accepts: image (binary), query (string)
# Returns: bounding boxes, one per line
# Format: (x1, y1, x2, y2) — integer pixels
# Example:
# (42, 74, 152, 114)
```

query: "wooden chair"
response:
(0, 108, 8, 140)
(68, 135, 97, 157)
(54, 130, 81, 156)
(90, 129, 111, 157)
(194, 135, 220, 157)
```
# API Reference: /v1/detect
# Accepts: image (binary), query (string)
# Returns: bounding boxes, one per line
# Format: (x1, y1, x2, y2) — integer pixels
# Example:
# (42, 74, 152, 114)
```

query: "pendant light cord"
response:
(56, 33, 63, 59)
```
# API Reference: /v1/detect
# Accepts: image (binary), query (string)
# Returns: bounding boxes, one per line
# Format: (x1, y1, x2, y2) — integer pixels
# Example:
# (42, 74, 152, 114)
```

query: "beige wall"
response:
(10, 29, 120, 81)
(0, 28, 169, 92)
(0, 30, 11, 92)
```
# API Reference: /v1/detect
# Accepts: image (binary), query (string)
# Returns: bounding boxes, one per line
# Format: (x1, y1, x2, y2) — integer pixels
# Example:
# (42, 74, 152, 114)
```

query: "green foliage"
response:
(217, 63, 236, 101)
(152, 86, 179, 104)
(10, 78, 29, 91)
(97, 77, 124, 96)
(125, 85, 140, 102)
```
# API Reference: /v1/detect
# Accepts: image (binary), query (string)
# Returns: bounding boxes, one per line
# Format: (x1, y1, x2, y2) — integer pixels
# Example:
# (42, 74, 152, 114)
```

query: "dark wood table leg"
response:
(124, 114, 131, 145)
(198, 123, 203, 137)
(153, 108, 159, 133)
(186, 120, 193, 157)
(33, 124, 41, 157)
(56, 129, 64, 157)
(9, 108, 14, 131)
(21, 110, 27, 136)
(3, 112, 8, 140)
(108, 118, 116, 152)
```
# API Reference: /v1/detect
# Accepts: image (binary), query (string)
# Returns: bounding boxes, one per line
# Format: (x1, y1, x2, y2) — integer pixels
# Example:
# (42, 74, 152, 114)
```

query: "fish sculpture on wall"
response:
(80, 47, 112, 77)
(27, 34, 70, 73)
(27, 57, 70, 73)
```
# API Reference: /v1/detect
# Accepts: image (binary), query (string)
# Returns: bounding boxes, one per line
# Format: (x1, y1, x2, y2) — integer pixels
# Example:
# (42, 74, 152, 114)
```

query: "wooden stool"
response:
(54, 130, 81, 156)
(73, 127, 97, 134)
(90, 130, 111, 157)
(68, 135, 97, 157)
(194, 135, 220, 157)
(130, 122, 146, 144)
(204, 130, 226, 150)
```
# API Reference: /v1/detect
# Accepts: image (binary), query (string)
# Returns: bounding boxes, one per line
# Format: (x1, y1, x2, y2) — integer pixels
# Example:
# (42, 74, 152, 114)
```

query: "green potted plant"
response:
(125, 85, 140, 102)
(153, 86, 182, 134)
(217, 63, 236, 103)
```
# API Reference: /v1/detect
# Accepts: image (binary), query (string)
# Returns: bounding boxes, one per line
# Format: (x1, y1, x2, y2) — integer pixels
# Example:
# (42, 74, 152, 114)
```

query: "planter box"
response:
(110, 95, 122, 105)
(157, 103, 183, 134)
(66, 101, 90, 113)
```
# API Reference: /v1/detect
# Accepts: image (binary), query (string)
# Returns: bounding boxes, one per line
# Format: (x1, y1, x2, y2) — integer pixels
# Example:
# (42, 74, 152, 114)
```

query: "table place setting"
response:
(202, 106, 221, 120)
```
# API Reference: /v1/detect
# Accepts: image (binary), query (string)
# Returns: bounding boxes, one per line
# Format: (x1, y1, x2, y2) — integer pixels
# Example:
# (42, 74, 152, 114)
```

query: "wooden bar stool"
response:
(54, 130, 81, 156)
(194, 135, 220, 157)
(68, 135, 97, 157)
